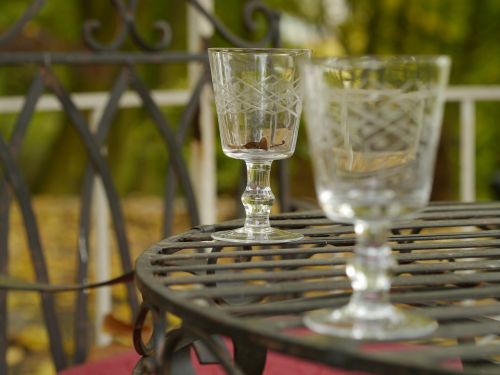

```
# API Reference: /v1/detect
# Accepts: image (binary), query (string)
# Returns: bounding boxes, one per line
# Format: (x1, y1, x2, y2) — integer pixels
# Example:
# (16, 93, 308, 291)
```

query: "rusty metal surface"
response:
(135, 202, 500, 374)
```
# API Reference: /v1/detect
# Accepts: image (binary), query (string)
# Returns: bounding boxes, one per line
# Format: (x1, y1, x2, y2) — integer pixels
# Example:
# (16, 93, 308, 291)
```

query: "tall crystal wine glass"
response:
(209, 48, 310, 243)
(301, 56, 451, 339)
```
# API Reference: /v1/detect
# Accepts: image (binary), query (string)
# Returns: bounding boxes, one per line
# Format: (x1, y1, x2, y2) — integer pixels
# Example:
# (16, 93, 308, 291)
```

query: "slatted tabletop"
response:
(135, 202, 500, 374)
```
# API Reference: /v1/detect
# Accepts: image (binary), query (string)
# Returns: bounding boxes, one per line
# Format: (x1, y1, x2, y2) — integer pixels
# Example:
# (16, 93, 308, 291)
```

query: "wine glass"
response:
(208, 48, 310, 243)
(301, 56, 451, 339)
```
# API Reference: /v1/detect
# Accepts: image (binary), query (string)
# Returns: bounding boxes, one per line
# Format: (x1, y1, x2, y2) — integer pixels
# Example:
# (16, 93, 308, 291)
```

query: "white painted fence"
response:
(0, 0, 218, 348)
(1, 84, 499, 346)
(445, 86, 500, 202)
(2, 85, 497, 204)
(0, 87, 213, 346)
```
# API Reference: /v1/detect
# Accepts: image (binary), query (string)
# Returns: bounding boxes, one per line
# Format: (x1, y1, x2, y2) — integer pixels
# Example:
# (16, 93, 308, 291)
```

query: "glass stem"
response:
(242, 161, 274, 233)
(346, 220, 396, 319)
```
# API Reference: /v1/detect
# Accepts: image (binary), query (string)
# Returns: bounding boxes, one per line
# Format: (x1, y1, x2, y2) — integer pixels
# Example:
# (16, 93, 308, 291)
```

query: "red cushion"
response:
(190, 339, 370, 375)
(59, 340, 461, 375)
(58, 348, 369, 375)
(58, 351, 140, 375)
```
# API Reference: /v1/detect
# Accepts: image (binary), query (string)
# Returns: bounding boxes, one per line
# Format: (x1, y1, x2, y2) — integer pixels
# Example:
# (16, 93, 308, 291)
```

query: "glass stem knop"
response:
(242, 161, 274, 233)
(347, 220, 396, 319)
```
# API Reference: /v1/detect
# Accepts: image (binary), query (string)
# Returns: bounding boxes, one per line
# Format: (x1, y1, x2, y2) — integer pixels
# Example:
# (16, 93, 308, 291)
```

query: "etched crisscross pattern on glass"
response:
(210, 55, 303, 161)
(304, 68, 445, 222)
(214, 75, 301, 117)
(301, 56, 450, 340)
(322, 84, 435, 150)
(317, 88, 439, 179)
(208, 48, 309, 243)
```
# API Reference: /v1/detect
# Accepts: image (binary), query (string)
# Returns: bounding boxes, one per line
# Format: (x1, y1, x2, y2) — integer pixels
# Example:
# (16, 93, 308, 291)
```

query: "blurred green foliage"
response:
(1, 0, 500, 200)
(270, 0, 500, 200)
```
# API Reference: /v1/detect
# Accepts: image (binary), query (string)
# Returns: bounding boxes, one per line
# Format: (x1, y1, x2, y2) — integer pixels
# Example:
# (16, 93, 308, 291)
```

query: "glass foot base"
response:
(211, 227, 303, 244)
(304, 305, 437, 340)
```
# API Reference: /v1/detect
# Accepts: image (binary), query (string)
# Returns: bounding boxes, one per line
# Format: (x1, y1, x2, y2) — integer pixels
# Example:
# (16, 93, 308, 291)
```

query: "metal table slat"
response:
(160, 260, 500, 286)
(155, 228, 500, 253)
(135, 202, 500, 375)
(155, 247, 500, 277)
(174, 271, 500, 300)
(152, 237, 500, 264)
(222, 298, 500, 320)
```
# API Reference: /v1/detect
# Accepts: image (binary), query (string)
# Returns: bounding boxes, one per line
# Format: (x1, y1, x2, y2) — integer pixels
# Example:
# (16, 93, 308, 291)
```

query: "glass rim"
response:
(304, 55, 451, 69)
(208, 47, 311, 56)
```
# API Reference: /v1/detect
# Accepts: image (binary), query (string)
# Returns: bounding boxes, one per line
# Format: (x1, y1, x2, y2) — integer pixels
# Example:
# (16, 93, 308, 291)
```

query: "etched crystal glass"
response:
(209, 48, 310, 243)
(301, 56, 450, 339)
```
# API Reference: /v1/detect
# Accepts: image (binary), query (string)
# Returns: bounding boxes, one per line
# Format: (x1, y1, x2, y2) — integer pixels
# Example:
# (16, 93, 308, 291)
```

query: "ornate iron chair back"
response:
(0, 0, 281, 372)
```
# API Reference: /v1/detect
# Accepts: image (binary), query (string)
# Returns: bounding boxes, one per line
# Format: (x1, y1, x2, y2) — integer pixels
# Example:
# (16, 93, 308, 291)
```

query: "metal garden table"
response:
(134, 201, 500, 374)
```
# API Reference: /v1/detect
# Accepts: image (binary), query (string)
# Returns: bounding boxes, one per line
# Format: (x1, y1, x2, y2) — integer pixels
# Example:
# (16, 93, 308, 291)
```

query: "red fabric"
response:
(190, 338, 369, 375)
(59, 349, 367, 375)
(59, 339, 462, 375)
(59, 351, 141, 375)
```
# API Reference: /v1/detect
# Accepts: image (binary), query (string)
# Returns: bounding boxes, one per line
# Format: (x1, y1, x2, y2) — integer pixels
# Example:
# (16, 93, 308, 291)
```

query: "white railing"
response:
(2, 84, 500, 345)
(445, 86, 500, 202)
(0, 0, 218, 348)
(0, 88, 214, 346)
(3, 85, 498, 204)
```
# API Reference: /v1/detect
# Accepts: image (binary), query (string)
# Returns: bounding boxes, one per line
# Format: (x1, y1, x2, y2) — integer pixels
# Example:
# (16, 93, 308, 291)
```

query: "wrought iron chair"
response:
(0, 0, 283, 373)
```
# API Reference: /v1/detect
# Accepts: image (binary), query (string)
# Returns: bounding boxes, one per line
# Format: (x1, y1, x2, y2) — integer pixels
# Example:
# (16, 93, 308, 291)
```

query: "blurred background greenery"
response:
(1, 0, 500, 202)
(2, 2, 500, 373)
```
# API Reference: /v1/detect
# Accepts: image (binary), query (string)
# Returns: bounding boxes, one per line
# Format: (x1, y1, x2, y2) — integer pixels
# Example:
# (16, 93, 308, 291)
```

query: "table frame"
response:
(134, 202, 500, 374)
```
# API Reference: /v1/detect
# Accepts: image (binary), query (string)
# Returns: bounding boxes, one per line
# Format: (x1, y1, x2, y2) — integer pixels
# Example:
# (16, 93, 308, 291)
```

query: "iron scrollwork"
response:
(83, 0, 172, 51)
(0, 0, 283, 372)
(0, 0, 280, 51)
(160, 325, 245, 375)
(186, 0, 280, 47)
(84, 0, 280, 51)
